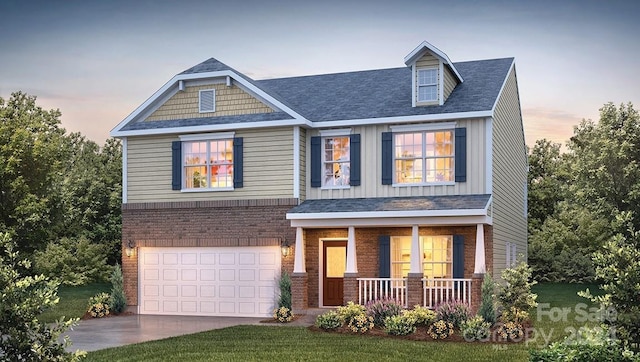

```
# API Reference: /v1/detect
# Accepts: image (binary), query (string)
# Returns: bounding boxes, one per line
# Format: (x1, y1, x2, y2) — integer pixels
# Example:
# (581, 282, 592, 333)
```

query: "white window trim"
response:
(390, 236, 453, 279)
(321, 135, 351, 189)
(181, 136, 235, 192)
(392, 129, 455, 186)
(390, 122, 457, 133)
(198, 89, 216, 113)
(417, 67, 438, 103)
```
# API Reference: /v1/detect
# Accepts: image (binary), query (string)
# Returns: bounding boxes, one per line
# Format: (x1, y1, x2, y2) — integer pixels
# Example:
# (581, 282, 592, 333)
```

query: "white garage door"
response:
(139, 246, 281, 317)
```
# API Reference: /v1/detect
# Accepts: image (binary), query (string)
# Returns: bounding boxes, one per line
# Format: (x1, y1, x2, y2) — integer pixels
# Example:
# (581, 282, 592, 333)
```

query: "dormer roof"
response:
(404, 40, 464, 83)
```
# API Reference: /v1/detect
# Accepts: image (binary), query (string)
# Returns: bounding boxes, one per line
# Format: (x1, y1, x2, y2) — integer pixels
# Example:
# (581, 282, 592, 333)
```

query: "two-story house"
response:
(110, 41, 527, 317)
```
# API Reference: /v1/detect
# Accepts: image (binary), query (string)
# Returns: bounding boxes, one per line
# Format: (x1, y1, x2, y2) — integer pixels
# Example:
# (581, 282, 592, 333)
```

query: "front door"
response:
(323, 240, 347, 306)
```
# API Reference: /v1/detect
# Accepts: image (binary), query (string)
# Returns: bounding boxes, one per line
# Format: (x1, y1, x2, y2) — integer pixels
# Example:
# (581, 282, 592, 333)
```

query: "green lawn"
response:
(40, 283, 111, 323)
(84, 283, 602, 362)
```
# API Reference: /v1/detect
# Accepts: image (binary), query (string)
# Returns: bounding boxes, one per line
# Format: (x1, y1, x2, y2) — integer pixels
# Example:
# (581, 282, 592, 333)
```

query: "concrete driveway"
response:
(63, 315, 264, 352)
(63, 311, 321, 352)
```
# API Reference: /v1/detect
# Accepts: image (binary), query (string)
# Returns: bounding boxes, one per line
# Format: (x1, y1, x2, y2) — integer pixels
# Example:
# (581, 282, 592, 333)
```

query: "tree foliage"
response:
(0, 232, 85, 361)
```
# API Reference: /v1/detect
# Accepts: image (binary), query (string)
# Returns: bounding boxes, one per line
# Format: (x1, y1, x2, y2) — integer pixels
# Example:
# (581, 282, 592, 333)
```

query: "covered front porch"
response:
(285, 195, 493, 312)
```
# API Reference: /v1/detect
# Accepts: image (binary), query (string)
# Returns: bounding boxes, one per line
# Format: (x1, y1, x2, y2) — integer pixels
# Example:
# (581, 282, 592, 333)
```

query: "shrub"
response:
(530, 326, 639, 361)
(497, 261, 538, 315)
(384, 314, 417, 336)
(272, 306, 294, 323)
(478, 273, 497, 324)
(436, 300, 471, 329)
(347, 313, 374, 333)
(88, 292, 111, 318)
(461, 315, 491, 342)
(337, 301, 366, 325)
(402, 305, 437, 327)
(34, 236, 111, 286)
(0, 232, 86, 361)
(500, 306, 529, 324)
(109, 263, 127, 314)
(496, 321, 524, 342)
(428, 320, 455, 340)
(315, 310, 343, 330)
(365, 298, 404, 327)
(278, 271, 292, 310)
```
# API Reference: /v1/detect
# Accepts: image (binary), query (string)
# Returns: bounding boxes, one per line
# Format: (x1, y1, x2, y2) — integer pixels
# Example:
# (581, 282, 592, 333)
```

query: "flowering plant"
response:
(348, 313, 374, 333)
(365, 298, 403, 327)
(496, 321, 524, 341)
(427, 319, 454, 339)
(337, 301, 366, 325)
(88, 302, 110, 318)
(273, 306, 294, 323)
(384, 314, 417, 336)
(402, 305, 437, 326)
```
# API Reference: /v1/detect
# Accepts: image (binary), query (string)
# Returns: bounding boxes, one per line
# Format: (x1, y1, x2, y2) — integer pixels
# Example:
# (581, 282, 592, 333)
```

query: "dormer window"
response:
(417, 68, 438, 102)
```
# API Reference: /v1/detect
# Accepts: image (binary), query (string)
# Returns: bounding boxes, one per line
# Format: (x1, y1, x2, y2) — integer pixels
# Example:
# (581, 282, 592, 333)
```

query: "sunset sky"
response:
(1, 0, 638, 148)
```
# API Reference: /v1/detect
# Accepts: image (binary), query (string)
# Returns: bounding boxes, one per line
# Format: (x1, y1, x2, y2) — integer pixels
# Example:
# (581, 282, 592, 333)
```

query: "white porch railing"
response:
(357, 278, 407, 307)
(422, 278, 472, 309)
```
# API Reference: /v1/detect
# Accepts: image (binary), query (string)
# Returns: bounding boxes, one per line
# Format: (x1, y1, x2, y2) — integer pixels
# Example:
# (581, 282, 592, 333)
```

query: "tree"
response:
(0, 232, 85, 361)
(0, 92, 68, 254)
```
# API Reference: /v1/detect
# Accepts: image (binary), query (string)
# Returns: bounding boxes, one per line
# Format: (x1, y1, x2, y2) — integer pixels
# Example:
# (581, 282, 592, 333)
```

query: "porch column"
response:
(345, 226, 357, 273)
(291, 227, 308, 312)
(409, 225, 422, 274)
(293, 227, 306, 273)
(474, 224, 486, 274)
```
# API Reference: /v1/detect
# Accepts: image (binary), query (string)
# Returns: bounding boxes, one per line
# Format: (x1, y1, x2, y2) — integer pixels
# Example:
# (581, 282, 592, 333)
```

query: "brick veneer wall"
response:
(303, 225, 493, 308)
(121, 198, 297, 307)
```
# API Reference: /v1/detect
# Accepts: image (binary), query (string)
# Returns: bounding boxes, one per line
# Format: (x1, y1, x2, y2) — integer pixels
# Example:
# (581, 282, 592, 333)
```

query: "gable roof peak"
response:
(404, 41, 463, 82)
(180, 57, 235, 75)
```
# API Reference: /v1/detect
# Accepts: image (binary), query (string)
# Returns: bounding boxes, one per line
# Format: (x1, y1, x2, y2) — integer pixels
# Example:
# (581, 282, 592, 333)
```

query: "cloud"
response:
(522, 107, 586, 147)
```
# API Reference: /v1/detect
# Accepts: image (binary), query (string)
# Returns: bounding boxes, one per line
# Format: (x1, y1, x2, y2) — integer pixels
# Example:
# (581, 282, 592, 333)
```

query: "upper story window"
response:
(417, 68, 438, 102)
(394, 130, 453, 184)
(183, 138, 233, 189)
(323, 136, 350, 187)
(390, 236, 452, 279)
(199, 89, 216, 113)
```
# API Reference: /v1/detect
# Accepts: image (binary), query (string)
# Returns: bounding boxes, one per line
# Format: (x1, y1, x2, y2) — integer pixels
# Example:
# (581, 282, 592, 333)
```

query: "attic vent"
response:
(199, 89, 216, 113)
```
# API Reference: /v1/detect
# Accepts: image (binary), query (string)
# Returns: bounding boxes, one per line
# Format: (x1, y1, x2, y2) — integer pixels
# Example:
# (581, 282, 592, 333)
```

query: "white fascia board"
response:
(110, 118, 309, 137)
(404, 41, 464, 83)
(286, 208, 488, 220)
(290, 215, 493, 228)
(110, 70, 312, 137)
(490, 58, 516, 113)
(312, 111, 492, 129)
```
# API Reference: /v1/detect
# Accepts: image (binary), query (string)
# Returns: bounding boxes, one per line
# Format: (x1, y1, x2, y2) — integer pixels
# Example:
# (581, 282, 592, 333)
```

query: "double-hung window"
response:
(417, 68, 438, 102)
(323, 136, 350, 187)
(394, 130, 454, 184)
(183, 138, 233, 189)
(390, 236, 453, 279)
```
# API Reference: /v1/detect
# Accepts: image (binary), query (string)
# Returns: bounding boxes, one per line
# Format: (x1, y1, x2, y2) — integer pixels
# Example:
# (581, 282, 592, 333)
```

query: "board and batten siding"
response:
(126, 128, 294, 203)
(490, 66, 528, 280)
(145, 83, 273, 122)
(306, 119, 487, 200)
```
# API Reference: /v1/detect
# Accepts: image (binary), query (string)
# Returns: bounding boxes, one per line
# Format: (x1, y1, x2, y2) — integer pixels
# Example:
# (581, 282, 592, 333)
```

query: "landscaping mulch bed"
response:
(308, 322, 534, 344)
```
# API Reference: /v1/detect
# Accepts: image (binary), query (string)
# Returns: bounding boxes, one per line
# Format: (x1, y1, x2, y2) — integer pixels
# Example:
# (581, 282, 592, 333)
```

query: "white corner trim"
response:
(319, 128, 352, 137)
(390, 121, 457, 133)
(293, 126, 300, 199)
(121, 137, 127, 204)
(485, 117, 493, 194)
(411, 64, 416, 108)
(179, 131, 235, 141)
(490, 59, 516, 113)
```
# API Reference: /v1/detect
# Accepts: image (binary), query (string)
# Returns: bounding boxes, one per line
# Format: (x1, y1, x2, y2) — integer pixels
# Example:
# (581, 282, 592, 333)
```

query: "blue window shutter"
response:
(350, 134, 361, 186)
(233, 137, 243, 188)
(379, 235, 391, 278)
(311, 136, 321, 187)
(171, 141, 182, 190)
(381, 132, 393, 185)
(453, 235, 465, 279)
(455, 128, 467, 182)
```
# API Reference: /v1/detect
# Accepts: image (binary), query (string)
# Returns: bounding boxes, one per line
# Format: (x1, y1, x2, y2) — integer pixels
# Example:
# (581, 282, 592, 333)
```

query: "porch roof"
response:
(286, 194, 492, 227)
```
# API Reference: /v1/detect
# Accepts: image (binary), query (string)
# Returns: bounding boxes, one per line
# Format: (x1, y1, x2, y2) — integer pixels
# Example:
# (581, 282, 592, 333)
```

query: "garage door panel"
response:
(139, 246, 280, 317)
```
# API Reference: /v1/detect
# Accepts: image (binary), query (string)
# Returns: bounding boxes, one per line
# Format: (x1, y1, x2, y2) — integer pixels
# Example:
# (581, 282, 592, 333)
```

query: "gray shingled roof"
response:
(287, 194, 491, 214)
(258, 58, 512, 122)
(124, 56, 513, 130)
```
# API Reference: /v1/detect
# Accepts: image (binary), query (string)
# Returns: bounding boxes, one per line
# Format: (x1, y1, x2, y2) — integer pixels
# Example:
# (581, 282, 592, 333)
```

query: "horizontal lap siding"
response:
(491, 66, 527, 279)
(146, 83, 273, 121)
(443, 67, 457, 101)
(307, 119, 486, 199)
(127, 128, 294, 202)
